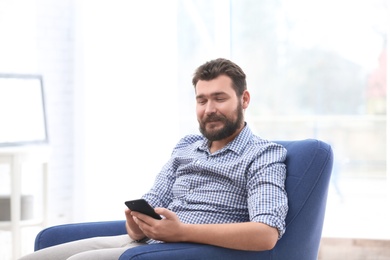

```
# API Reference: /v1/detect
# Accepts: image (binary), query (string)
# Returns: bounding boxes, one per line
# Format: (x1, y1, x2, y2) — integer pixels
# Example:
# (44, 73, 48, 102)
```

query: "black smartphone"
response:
(124, 199, 162, 220)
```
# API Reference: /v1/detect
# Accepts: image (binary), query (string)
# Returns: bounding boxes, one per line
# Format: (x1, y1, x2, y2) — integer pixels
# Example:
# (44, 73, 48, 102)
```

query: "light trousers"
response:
(18, 234, 146, 260)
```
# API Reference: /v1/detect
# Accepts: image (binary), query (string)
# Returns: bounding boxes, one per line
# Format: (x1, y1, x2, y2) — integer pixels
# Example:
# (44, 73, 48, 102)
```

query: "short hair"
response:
(192, 58, 247, 96)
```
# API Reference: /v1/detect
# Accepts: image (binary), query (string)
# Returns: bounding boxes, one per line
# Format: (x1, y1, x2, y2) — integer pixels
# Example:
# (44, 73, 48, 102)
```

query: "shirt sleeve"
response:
(246, 142, 288, 238)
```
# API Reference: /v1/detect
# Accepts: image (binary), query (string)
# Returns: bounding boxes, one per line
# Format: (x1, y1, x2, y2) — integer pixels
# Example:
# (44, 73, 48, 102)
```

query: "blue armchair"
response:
(34, 139, 333, 259)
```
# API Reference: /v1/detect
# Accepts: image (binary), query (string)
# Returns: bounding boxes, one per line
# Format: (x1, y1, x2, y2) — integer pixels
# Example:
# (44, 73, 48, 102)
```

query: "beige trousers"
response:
(18, 234, 145, 260)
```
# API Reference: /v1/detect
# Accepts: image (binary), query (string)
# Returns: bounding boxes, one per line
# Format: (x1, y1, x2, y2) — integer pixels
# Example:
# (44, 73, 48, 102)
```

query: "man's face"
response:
(195, 75, 245, 141)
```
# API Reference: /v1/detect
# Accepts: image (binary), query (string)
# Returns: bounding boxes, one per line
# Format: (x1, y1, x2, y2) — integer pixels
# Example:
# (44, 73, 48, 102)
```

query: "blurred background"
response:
(0, 0, 388, 259)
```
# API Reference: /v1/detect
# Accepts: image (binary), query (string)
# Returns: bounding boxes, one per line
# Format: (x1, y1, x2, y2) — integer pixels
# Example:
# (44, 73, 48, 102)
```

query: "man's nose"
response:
(205, 101, 216, 114)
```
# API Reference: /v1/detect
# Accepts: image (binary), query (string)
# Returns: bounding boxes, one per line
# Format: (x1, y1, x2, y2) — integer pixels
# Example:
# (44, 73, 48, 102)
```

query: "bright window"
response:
(177, 0, 388, 239)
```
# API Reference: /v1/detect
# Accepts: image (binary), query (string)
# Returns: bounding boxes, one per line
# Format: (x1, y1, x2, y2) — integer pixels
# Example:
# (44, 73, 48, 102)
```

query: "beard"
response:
(199, 104, 244, 141)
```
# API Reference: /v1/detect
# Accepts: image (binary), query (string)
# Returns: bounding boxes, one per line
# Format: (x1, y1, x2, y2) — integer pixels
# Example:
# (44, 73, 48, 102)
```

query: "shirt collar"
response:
(198, 123, 252, 155)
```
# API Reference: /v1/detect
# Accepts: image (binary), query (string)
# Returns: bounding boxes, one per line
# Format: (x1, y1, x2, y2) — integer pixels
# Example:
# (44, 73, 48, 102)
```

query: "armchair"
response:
(34, 139, 333, 259)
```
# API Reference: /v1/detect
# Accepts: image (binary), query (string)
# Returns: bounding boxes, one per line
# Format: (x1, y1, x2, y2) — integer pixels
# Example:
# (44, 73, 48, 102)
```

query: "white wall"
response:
(0, 0, 75, 225)
(0, 0, 75, 257)
(73, 0, 181, 221)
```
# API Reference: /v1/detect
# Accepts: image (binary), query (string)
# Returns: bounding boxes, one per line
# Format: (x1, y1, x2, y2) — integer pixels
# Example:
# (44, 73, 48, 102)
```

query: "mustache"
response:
(203, 113, 226, 123)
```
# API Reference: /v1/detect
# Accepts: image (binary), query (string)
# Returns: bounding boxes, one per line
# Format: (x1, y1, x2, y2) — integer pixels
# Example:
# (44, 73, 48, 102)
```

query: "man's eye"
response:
(197, 100, 207, 104)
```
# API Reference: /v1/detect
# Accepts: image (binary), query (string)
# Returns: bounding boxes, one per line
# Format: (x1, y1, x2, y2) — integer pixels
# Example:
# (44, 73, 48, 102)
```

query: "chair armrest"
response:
(119, 243, 271, 260)
(34, 220, 127, 251)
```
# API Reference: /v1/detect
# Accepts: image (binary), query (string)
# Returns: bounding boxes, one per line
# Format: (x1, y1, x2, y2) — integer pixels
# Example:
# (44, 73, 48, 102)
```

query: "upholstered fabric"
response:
(34, 139, 333, 260)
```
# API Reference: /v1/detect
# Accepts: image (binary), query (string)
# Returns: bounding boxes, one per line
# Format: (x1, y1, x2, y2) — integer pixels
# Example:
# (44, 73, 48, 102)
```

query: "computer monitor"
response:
(0, 74, 48, 147)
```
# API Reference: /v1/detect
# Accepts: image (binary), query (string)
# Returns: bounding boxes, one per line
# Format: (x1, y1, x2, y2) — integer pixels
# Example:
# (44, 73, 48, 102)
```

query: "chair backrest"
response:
(272, 139, 333, 259)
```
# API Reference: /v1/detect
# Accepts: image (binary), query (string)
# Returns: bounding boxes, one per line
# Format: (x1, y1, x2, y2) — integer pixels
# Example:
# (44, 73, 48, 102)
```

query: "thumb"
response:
(155, 208, 177, 220)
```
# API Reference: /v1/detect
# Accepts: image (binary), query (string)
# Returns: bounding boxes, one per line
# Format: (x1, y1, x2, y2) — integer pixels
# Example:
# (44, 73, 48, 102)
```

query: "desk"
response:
(0, 146, 49, 260)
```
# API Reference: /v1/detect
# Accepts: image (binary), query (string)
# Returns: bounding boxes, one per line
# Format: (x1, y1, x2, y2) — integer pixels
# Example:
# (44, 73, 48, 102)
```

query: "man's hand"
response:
(131, 208, 185, 242)
(125, 209, 145, 241)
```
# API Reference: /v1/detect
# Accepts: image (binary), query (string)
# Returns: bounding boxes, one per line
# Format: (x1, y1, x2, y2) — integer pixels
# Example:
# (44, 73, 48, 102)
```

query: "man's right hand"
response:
(125, 209, 146, 241)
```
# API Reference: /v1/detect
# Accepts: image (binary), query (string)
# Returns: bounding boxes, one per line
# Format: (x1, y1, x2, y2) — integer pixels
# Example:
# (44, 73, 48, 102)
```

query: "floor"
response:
(318, 237, 390, 260)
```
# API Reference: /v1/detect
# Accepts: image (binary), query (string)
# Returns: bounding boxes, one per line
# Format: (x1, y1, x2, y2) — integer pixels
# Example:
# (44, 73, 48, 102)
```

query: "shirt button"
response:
(189, 189, 194, 194)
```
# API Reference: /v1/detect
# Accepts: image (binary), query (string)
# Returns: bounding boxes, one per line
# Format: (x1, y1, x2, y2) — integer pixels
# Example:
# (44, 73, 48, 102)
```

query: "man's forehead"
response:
(195, 76, 234, 95)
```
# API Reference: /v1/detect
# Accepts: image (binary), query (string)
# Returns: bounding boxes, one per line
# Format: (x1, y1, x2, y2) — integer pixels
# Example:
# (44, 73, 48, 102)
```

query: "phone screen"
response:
(125, 199, 162, 220)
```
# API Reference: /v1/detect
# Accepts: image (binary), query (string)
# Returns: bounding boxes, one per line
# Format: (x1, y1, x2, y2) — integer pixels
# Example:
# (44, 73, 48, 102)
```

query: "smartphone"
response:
(124, 199, 162, 220)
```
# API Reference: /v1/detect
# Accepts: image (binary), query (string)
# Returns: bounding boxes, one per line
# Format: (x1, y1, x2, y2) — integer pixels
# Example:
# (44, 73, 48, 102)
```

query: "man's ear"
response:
(242, 90, 250, 109)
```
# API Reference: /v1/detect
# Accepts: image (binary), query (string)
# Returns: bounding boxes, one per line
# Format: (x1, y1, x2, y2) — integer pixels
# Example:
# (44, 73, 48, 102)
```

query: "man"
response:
(20, 58, 288, 260)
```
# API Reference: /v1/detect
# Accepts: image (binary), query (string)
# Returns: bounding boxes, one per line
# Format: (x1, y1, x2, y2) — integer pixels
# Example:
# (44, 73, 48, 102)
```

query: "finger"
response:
(131, 212, 155, 225)
(132, 216, 153, 236)
(132, 216, 140, 225)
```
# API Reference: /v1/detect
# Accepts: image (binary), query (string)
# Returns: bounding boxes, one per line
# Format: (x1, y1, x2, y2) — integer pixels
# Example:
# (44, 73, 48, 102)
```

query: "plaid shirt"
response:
(142, 125, 288, 242)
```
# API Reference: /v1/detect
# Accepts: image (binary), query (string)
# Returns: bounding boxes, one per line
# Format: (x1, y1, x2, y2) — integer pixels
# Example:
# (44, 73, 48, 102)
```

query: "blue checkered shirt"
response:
(142, 125, 288, 242)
